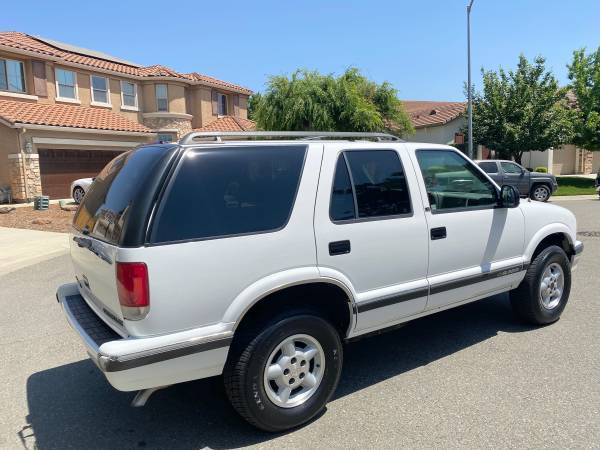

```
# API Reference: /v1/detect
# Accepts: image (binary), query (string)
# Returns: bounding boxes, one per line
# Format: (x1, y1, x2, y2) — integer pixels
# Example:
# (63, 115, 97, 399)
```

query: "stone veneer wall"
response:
(8, 153, 43, 202)
(142, 117, 192, 139)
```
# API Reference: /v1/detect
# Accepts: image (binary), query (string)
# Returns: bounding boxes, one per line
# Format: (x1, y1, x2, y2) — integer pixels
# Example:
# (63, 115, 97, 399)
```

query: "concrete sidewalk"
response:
(0, 227, 69, 275)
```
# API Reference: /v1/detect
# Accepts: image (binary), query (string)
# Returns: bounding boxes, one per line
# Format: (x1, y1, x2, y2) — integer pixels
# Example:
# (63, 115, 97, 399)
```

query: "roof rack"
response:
(178, 131, 402, 145)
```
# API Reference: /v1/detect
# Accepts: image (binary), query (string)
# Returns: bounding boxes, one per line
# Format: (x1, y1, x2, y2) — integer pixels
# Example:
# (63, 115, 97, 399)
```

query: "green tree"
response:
(567, 47, 600, 150)
(249, 68, 413, 136)
(470, 55, 573, 163)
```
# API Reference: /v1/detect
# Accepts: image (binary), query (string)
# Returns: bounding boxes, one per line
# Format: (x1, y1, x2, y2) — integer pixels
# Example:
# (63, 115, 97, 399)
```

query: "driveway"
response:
(0, 227, 69, 275)
(0, 199, 598, 449)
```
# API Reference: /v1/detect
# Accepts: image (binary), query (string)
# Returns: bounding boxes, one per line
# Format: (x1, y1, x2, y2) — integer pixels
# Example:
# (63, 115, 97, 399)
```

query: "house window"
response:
(120, 81, 138, 108)
(0, 59, 25, 93)
(218, 92, 228, 115)
(156, 84, 168, 112)
(55, 68, 78, 99)
(157, 133, 175, 143)
(90, 75, 110, 105)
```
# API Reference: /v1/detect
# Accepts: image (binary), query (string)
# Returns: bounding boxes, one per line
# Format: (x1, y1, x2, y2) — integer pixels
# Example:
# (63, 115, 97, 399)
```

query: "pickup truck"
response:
(475, 160, 558, 202)
(57, 132, 582, 432)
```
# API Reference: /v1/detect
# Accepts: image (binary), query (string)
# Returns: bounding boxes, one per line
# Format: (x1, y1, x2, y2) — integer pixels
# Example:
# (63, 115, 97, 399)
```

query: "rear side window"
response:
(73, 145, 174, 245)
(150, 145, 306, 243)
(330, 150, 411, 221)
(478, 161, 498, 174)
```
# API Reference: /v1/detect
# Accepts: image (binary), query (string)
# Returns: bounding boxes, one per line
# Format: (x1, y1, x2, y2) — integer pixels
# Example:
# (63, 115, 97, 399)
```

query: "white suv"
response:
(57, 131, 583, 431)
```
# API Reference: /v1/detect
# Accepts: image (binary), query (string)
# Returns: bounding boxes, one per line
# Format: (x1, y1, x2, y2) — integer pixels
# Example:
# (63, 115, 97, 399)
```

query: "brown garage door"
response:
(38, 149, 123, 199)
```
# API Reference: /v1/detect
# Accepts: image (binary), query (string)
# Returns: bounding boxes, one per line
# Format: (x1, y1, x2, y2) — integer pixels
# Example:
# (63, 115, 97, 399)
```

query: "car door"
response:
(314, 143, 429, 334)
(500, 161, 530, 196)
(411, 148, 525, 310)
(478, 161, 502, 185)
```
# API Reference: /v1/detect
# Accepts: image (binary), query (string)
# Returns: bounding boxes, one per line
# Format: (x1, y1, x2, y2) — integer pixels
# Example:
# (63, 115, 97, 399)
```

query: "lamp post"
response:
(467, 0, 475, 159)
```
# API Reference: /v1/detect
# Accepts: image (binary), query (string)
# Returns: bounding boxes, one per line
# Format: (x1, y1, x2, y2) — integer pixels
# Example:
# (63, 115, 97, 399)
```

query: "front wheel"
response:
(72, 186, 85, 204)
(530, 184, 551, 202)
(224, 314, 343, 432)
(510, 245, 571, 325)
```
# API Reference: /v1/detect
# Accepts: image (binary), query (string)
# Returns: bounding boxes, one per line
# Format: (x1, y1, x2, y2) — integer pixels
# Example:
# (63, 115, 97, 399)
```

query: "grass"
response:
(554, 176, 597, 196)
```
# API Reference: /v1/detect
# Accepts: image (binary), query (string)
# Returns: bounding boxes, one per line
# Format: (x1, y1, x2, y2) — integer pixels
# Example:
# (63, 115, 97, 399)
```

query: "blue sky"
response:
(2, 0, 599, 101)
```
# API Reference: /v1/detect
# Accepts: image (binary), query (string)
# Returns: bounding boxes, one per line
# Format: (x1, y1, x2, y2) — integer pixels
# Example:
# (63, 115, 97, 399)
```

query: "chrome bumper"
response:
(571, 240, 584, 270)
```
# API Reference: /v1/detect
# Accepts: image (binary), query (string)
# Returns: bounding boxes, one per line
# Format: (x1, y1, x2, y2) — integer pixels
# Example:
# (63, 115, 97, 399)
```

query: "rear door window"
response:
(330, 150, 412, 221)
(150, 145, 306, 243)
(478, 161, 498, 174)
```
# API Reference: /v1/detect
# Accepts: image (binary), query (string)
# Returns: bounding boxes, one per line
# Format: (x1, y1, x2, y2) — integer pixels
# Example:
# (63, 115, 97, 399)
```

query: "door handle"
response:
(430, 227, 447, 240)
(329, 240, 351, 256)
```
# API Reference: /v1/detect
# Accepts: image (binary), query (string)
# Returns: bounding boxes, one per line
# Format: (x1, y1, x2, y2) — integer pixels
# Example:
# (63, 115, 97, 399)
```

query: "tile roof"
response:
(185, 72, 253, 95)
(0, 98, 152, 133)
(194, 116, 256, 132)
(0, 32, 252, 92)
(402, 101, 466, 128)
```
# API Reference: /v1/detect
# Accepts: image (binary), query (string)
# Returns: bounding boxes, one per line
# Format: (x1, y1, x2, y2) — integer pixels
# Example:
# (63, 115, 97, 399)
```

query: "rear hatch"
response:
(70, 144, 179, 333)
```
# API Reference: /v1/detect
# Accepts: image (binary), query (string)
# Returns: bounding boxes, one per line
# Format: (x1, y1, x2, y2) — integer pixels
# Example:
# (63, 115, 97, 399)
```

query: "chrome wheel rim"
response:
(533, 186, 549, 201)
(73, 188, 84, 203)
(263, 333, 325, 408)
(540, 262, 564, 310)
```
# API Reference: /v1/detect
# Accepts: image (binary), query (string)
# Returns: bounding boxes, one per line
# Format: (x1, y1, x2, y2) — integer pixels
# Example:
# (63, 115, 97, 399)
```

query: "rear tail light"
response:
(116, 262, 149, 320)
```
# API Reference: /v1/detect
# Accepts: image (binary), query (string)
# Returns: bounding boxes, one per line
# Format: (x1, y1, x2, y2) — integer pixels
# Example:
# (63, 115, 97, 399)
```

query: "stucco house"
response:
(0, 32, 255, 201)
(402, 100, 467, 146)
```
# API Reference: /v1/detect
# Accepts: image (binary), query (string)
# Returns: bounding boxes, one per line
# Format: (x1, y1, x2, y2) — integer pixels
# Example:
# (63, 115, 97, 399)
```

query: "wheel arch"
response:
(225, 272, 356, 339)
(525, 225, 575, 263)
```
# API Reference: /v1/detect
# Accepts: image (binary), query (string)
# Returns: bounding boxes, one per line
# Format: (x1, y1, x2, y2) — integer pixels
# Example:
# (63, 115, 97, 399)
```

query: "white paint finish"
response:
(313, 142, 430, 331)
(0, 91, 39, 101)
(118, 143, 323, 336)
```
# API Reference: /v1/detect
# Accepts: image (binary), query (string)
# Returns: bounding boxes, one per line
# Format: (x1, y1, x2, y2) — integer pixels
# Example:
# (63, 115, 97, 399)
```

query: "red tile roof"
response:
(0, 98, 152, 133)
(403, 101, 466, 128)
(0, 32, 252, 92)
(194, 116, 256, 132)
(185, 72, 253, 95)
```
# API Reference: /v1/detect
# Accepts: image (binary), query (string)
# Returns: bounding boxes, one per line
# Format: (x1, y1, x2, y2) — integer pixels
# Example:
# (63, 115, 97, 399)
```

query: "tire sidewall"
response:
(530, 246, 571, 323)
(242, 315, 342, 431)
(531, 184, 550, 202)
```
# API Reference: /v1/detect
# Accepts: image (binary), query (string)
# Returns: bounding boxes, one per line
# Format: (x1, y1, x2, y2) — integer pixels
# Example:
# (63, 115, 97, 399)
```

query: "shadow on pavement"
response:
(25, 293, 535, 449)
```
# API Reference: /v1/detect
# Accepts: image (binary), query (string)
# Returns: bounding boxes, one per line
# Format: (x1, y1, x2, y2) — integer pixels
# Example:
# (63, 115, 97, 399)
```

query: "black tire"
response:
(530, 184, 551, 202)
(510, 245, 571, 325)
(223, 313, 343, 432)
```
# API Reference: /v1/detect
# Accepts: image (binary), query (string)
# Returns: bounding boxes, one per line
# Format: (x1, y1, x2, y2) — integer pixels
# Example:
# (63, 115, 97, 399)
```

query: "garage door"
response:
(38, 149, 123, 199)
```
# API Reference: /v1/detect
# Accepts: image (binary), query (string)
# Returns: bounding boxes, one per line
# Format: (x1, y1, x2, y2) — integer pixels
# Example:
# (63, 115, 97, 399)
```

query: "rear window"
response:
(149, 145, 306, 243)
(73, 145, 174, 245)
(478, 161, 498, 174)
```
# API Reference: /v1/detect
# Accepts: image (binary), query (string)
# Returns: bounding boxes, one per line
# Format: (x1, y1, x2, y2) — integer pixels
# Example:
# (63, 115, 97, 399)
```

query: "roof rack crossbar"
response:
(179, 131, 402, 145)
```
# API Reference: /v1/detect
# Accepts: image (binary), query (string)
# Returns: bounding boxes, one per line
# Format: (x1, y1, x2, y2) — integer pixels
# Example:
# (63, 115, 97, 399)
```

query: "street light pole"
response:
(467, 0, 475, 159)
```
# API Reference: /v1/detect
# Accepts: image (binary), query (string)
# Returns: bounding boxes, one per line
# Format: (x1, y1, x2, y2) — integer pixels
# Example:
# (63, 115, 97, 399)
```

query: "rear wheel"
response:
(223, 314, 343, 432)
(510, 245, 571, 325)
(72, 186, 85, 204)
(530, 184, 551, 202)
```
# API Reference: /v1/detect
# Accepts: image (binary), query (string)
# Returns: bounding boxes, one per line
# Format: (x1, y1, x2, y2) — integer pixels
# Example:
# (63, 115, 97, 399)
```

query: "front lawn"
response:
(554, 176, 597, 196)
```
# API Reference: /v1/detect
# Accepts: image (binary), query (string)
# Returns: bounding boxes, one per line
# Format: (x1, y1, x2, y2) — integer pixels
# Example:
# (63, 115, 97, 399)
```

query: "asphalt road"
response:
(1, 199, 598, 449)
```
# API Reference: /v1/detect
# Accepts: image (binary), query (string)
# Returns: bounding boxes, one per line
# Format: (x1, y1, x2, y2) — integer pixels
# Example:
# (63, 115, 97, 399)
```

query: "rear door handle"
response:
(430, 227, 447, 240)
(329, 240, 351, 256)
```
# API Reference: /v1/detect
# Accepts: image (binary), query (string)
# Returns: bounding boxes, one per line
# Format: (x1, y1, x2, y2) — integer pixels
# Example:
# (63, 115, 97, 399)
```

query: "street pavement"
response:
(0, 227, 68, 275)
(0, 199, 598, 449)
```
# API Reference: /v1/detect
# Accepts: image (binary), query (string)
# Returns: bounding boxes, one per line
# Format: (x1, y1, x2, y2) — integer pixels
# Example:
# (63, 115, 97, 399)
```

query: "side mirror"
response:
(500, 185, 520, 208)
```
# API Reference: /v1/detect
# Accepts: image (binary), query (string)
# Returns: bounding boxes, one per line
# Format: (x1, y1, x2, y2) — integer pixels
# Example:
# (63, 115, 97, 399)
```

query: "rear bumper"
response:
(57, 283, 232, 391)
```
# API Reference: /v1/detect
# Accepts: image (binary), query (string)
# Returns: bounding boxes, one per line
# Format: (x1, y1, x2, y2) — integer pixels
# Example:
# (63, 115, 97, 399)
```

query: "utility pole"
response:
(467, 0, 475, 159)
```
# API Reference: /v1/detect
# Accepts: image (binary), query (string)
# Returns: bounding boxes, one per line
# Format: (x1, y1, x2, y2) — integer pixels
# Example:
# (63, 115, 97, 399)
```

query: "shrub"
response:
(534, 166, 548, 173)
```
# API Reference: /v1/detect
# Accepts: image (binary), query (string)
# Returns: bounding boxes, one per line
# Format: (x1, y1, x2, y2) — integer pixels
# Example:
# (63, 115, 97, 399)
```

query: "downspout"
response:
(16, 128, 30, 201)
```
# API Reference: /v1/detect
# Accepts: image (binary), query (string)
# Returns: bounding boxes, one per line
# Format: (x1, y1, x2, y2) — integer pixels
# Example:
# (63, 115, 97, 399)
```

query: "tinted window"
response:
(343, 150, 411, 219)
(330, 156, 356, 221)
(501, 162, 524, 174)
(416, 150, 497, 212)
(478, 161, 498, 174)
(151, 146, 306, 243)
(73, 145, 174, 245)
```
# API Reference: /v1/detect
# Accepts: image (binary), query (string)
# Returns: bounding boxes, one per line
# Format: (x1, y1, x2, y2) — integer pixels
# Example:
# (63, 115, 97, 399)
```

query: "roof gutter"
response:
(11, 123, 155, 136)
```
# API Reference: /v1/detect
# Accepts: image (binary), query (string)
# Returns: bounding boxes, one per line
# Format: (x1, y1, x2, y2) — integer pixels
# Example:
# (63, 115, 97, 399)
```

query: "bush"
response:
(534, 166, 548, 173)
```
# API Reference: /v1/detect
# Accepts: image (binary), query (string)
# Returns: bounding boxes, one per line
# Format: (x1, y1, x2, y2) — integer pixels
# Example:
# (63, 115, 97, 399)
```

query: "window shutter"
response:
(32, 61, 47, 96)
(233, 94, 240, 117)
(211, 90, 218, 115)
